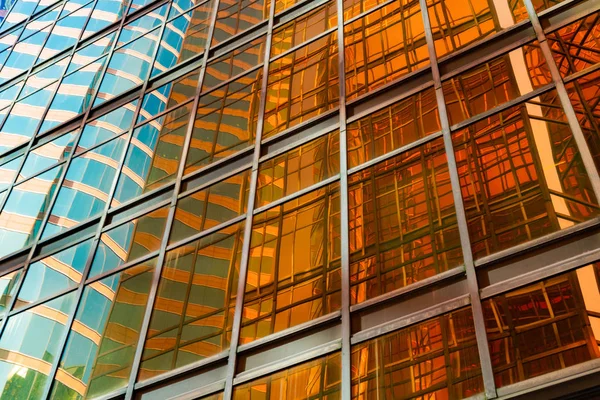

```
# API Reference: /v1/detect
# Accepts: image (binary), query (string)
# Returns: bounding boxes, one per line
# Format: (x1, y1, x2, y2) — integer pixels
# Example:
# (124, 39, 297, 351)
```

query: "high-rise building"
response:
(0, 0, 597, 399)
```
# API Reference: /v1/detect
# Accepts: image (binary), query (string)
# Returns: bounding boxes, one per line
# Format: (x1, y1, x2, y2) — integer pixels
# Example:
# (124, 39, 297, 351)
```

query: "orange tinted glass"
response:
(271, 1, 337, 57)
(443, 42, 551, 126)
(348, 138, 462, 304)
(233, 352, 342, 399)
(170, 170, 250, 244)
(426, 0, 509, 58)
(344, 0, 428, 100)
(352, 307, 484, 399)
(483, 263, 600, 387)
(256, 130, 340, 208)
(347, 87, 439, 169)
(263, 32, 339, 138)
(454, 91, 600, 260)
(241, 184, 341, 343)
(547, 11, 600, 77)
(185, 69, 262, 174)
(139, 223, 244, 380)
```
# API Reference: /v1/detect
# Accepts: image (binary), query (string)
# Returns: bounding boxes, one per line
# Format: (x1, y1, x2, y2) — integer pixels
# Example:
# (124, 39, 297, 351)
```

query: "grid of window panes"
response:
(0, 0, 597, 399)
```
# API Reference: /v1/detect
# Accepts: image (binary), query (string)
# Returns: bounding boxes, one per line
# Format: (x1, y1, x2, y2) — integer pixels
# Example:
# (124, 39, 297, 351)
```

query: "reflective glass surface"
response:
(352, 308, 483, 399)
(0, 0, 597, 398)
(344, 0, 428, 100)
(232, 352, 342, 399)
(453, 90, 600, 260)
(51, 259, 157, 398)
(348, 138, 462, 304)
(139, 223, 244, 380)
(241, 184, 341, 343)
(483, 263, 600, 387)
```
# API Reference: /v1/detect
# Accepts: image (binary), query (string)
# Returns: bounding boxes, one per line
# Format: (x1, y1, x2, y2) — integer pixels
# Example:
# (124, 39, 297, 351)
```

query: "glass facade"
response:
(0, 0, 597, 399)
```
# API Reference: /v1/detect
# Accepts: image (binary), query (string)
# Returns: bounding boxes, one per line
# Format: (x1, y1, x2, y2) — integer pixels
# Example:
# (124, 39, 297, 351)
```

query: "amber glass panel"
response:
(185, 70, 262, 174)
(344, 0, 428, 100)
(50, 260, 156, 399)
(347, 87, 439, 169)
(530, 0, 568, 16)
(263, 32, 339, 138)
(0, 292, 76, 399)
(352, 308, 483, 399)
(138, 224, 244, 380)
(547, 11, 600, 78)
(0, 269, 22, 317)
(483, 263, 600, 388)
(90, 205, 169, 278)
(271, 1, 337, 57)
(241, 184, 341, 343)
(343, 0, 387, 20)
(443, 42, 551, 126)
(427, 0, 510, 58)
(170, 170, 250, 244)
(211, 0, 269, 46)
(233, 352, 342, 399)
(348, 139, 462, 304)
(256, 131, 340, 208)
(454, 91, 600, 260)
(202, 36, 266, 91)
(565, 71, 600, 174)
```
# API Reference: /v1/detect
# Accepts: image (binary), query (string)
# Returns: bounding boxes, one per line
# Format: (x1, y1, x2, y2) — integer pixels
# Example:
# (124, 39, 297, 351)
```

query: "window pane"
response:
(50, 259, 157, 399)
(347, 87, 439, 169)
(443, 41, 551, 126)
(271, 1, 337, 57)
(170, 169, 250, 244)
(348, 138, 462, 304)
(344, 0, 428, 100)
(211, 0, 269, 46)
(138, 223, 244, 381)
(0, 291, 77, 399)
(263, 32, 339, 138)
(90, 205, 169, 278)
(426, 0, 519, 58)
(152, 4, 213, 76)
(202, 36, 266, 92)
(256, 130, 340, 208)
(454, 90, 600, 260)
(0, 165, 64, 258)
(483, 263, 600, 388)
(16, 238, 93, 310)
(351, 308, 483, 399)
(241, 184, 341, 343)
(114, 101, 194, 205)
(184, 69, 262, 173)
(233, 352, 342, 399)
(20, 130, 78, 180)
(547, 11, 599, 78)
(77, 101, 138, 153)
(43, 136, 128, 238)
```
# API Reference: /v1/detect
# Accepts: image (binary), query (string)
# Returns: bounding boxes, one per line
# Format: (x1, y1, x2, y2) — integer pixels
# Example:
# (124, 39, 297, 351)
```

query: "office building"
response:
(0, 0, 598, 398)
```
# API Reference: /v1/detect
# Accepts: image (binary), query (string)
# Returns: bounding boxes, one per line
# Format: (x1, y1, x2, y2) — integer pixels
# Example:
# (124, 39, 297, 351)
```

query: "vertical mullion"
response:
(123, 0, 223, 397)
(222, 0, 276, 397)
(523, 0, 600, 201)
(38, 2, 176, 398)
(418, 0, 497, 398)
(336, 0, 351, 399)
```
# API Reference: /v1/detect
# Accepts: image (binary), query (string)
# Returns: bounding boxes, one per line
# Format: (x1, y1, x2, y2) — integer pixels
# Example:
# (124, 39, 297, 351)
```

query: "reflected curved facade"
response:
(0, 0, 598, 399)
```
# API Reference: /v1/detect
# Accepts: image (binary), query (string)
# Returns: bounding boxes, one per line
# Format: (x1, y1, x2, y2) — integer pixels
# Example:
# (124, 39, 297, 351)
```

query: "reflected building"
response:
(0, 0, 598, 399)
